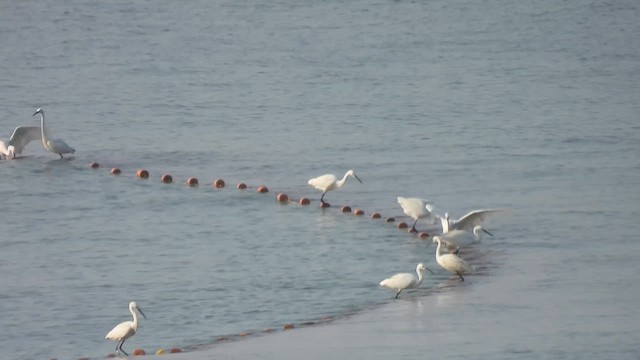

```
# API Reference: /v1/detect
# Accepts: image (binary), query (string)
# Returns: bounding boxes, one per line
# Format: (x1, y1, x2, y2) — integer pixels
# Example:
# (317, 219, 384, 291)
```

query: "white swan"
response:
(0, 126, 41, 159)
(32, 108, 75, 158)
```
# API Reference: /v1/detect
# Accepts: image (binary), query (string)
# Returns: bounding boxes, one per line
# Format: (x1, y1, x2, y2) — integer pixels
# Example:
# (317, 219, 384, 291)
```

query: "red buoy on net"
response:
(161, 174, 173, 184)
(89, 162, 99, 169)
(353, 208, 365, 216)
(371, 212, 382, 219)
(186, 177, 199, 186)
(110, 168, 121, 175)
(341, 205, 352, 213)
(257, 185, 269, 193)
(136, 169, 149, 179)
(237, 183, 247, 190)
(277, 193, 289, 202)
(299, 198, 310, 205)
(213, 179, 225, 188)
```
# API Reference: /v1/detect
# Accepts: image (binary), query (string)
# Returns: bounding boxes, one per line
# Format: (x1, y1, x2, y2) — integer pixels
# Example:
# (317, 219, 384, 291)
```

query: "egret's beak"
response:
(354, 174, 363, 184)
(137, 307, 147, 319)
(425, 266, 435, 275)
(482, 228, 494, 237)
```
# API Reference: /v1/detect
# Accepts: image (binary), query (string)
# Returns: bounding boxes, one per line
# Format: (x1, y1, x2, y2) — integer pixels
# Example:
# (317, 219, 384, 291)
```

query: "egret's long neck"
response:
(441, 217, 449, 233)
(38, 112, 49, 146)
(435, 239, 442, 258)
(336, 172, 350, 188)
(473, 227, 483, 242)
(130, 308, 139, 331)
(416, 268, 424, 284)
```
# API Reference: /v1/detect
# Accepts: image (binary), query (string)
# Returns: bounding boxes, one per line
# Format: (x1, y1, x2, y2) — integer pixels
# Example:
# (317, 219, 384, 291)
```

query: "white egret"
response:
(434, 208, 506, 234)
(432, 236, 473, 281)
(32, 108, 75, 158)
(105, 301, 147, 356)
(0, 126, 41, 159)
(397, 197, 437, 233)
(307, 169, 362, 206)
(379, 263, 433, 298)
(439, 225, 494, 251)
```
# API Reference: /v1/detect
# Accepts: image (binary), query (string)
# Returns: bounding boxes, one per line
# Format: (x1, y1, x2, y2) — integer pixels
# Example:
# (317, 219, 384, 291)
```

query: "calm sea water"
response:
(1, 0, 639, 359)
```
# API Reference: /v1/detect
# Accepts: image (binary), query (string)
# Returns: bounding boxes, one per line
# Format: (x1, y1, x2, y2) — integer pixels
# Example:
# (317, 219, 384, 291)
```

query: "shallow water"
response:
(1, 0, 639, 359)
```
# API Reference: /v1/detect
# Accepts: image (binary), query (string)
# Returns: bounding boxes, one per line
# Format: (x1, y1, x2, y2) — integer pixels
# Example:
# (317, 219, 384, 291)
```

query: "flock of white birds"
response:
(0, 108, 75, 160)
(3, 113, 505, 355)
(307, 172, 506, 298)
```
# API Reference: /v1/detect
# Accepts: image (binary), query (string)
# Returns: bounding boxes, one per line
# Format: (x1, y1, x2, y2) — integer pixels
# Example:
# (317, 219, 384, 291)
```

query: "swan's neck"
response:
(435, 239, 442, 258)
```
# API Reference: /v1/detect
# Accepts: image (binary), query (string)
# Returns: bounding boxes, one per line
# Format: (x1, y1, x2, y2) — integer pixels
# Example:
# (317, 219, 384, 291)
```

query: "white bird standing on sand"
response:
(439, 225, 494, 251)
(397, 197, 437, 233)
(432, 236, 473, 281)
(380, 263, 433, 298)
(434, 208, 506, 234)
(307, 170, 362, 206)
(32, 108, 75, 158)
(0, 126, 41, 159)
(105, 301, 147, 356)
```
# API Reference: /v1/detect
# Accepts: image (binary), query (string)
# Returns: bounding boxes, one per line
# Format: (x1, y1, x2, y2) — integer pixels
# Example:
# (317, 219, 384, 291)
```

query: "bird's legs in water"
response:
(457, 273, 465, 281)
(116, 339, 129, 356)
(320, 192, 326, 205)
(395, 289, 402, 299)
(410, 218, 419, 233)
(58, 154, 63, 159)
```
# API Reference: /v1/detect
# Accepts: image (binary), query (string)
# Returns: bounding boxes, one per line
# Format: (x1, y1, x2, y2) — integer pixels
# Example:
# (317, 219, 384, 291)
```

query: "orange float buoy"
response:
(186, 177, 198, 186)
(213, 179, 225, 188)
(110, 168, 121, 175)
(277, 193, 289, 202)
(353, 208, 365, 216)
(320, 202, 331, 208)
(385, 217, 396, 223)
(283, 323, 295, 330)
(371, 212, 382, 219)
(169, 348, 182, 353)
(237, 183, 247, 190)
(132, 349, 145, 356)
(418, 232, 430, 238)
(341, 205, 352, 213)
(299, 197, 310, 205)
(397, 222, 408, 229)
(136, 169, 149, 179)
(257, 185, 269, 193)
(161, 174, 173, 184)
(89, 162, 99, 169)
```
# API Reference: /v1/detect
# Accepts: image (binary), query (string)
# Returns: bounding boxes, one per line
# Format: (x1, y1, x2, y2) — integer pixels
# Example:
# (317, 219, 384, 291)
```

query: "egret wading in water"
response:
(105, 301, 147, 356)
(0, 126, 41, 159)
(32, 108, 75, 158)
(379, 263, 433, 298)
(432, 236, 473, 281)
(397, 197, 437, 233)
(439, 225, 494, 251)
(435, 208, 506, 234)
(307, 169, 362, 206)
